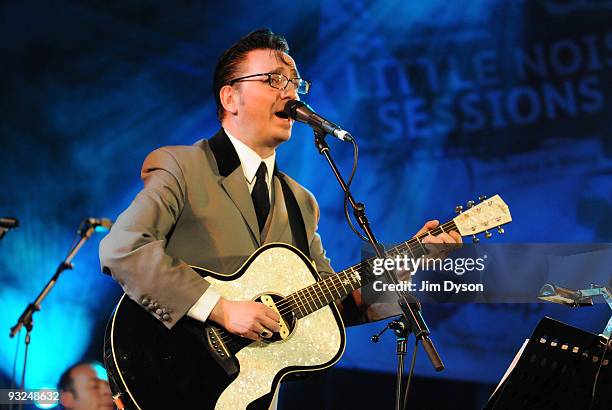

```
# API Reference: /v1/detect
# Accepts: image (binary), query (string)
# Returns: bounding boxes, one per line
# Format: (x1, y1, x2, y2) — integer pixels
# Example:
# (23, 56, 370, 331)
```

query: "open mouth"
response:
(275, 111, 289, 119)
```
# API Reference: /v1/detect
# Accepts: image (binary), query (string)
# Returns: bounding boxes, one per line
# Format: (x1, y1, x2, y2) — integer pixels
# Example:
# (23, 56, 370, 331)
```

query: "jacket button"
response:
(155, 308, 163, 315)
(152, 302, 159, 308)
(162, 313, 171, 321)
(141, 297, 150, 306)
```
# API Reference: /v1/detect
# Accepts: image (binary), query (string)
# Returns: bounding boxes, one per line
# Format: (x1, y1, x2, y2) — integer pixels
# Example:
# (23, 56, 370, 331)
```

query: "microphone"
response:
(0, 217, 19, 229)
(282, 100, 354, 142)
(80, 217, 113, 234)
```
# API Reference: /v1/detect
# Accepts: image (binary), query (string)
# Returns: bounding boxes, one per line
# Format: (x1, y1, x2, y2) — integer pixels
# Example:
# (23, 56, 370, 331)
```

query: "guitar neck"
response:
(284, 220, 459, 318)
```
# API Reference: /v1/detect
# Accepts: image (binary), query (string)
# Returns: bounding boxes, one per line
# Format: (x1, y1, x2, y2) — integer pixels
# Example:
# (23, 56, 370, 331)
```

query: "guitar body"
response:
(104, 243, 346, 410)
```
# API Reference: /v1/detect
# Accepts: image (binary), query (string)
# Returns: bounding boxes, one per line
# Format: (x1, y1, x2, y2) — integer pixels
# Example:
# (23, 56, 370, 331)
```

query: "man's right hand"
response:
(208, 297, 281, 341)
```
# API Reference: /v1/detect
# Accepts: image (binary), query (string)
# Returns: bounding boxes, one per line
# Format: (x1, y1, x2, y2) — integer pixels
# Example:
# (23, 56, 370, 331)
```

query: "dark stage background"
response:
(1, 1, 611, 409)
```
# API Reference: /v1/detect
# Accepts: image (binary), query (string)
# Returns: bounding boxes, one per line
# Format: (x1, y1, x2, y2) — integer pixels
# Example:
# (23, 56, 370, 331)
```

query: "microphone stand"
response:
(313, 129, 444, 409)
(8, 222, 98, 394)
(372, 318, 413, 410)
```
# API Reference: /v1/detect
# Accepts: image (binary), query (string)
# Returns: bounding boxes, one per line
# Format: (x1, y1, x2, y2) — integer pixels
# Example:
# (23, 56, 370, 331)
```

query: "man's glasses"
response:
(228, 73, 311, 95)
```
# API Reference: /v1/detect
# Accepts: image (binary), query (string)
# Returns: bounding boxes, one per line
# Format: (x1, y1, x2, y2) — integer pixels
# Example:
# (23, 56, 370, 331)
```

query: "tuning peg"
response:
(467, 200, 475, 208)
(478, 195, 488, 202)
(485, 230, 492, 239)
(455, 205, 463, 214)
(497, 226, 504, 234)
(472, 235, 480, 243)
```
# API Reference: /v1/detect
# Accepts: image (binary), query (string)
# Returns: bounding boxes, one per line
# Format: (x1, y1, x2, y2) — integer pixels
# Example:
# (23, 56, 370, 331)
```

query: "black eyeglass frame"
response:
(227, 72, 311, 94)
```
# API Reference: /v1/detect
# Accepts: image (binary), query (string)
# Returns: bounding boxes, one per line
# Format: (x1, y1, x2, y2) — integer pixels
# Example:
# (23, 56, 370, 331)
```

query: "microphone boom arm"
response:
(8, 217, 110, 390)
(9, 222, 97, 338)
(312, 129, 444, 372)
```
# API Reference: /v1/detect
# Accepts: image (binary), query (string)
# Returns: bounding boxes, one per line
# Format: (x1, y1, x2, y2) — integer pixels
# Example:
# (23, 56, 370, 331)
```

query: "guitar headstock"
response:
(453, 194, 511, 242)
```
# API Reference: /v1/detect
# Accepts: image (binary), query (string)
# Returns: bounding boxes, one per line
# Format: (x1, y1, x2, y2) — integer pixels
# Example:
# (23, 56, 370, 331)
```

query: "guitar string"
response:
(216, 220, 464, 345)
(219, 219, 460, 348)
(274, 242, 421, 315)
(219, 214, 505, 348)
(216, 242, 423, 347)
(272, 220, 459, 315)
(216, 220, 461, 345)
(218, 217, 497, 348)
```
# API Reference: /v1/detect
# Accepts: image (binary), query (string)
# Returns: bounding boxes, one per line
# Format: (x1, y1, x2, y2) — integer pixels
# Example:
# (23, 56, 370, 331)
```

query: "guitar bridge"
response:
(205, 325, 239, 376)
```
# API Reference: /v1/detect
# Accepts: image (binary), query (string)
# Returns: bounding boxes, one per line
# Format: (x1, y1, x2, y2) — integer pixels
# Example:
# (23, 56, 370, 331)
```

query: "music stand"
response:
(485, 317, 611, 410)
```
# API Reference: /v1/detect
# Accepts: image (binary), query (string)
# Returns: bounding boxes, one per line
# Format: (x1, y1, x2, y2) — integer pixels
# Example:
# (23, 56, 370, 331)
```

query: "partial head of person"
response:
(58, 361, 113, 410)
(214, 28, 311, 157)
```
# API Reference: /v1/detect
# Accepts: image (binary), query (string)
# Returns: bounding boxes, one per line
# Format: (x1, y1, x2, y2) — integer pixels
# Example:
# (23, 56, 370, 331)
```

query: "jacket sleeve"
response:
(99, 148, 210, 329)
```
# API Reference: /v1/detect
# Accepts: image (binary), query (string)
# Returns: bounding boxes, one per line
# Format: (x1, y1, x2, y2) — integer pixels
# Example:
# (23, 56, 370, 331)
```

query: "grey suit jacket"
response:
(99, 129, 343, 329)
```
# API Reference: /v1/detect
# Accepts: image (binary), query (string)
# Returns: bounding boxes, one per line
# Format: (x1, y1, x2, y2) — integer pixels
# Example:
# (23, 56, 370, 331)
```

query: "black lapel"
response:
(208, 128, 241, 177)
(207, 128, 260, 243)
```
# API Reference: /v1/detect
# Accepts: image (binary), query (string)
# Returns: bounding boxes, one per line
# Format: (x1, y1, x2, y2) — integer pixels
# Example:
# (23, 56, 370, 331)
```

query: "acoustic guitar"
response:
(104, 195, 512, 409)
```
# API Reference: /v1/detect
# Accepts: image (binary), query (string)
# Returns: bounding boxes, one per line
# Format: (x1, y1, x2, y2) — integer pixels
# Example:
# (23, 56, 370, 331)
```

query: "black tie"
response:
(251, 162, 270, 232)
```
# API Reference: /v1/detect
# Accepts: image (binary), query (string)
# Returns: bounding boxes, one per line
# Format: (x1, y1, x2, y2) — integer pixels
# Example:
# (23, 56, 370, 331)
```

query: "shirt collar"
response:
(224, 129, 276, 185)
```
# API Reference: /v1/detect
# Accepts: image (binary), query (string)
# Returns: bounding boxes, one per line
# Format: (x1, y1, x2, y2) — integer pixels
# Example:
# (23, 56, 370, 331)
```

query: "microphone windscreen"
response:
(282, 100, 306, 119)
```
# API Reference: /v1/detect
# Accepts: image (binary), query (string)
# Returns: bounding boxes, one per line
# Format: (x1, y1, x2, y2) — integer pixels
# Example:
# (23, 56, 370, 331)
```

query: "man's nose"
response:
(281, 83, 299, 100)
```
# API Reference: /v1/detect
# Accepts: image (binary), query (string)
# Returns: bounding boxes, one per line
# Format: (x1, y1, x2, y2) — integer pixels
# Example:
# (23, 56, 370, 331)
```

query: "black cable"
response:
(402, 338, 419, 410)
(588, 336, 611, 410)
(20, 334, 30, 389)
(343, 138, 368, 242)
(9, 330, 21, 410)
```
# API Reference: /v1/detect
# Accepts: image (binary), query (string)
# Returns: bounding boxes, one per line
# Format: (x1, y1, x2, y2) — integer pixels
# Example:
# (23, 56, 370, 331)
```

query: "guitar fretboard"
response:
(283, 220, 458, 318)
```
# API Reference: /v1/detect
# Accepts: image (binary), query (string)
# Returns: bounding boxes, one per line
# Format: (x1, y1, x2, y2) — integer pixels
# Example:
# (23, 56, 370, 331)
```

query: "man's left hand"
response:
(416, 219, 462, 245)
(416, 219, 462, 261)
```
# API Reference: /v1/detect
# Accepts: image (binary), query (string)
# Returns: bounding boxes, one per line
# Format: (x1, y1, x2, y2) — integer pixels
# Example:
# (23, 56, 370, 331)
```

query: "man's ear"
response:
(60, 391, 76, 408)
(219, 84, 239, 116)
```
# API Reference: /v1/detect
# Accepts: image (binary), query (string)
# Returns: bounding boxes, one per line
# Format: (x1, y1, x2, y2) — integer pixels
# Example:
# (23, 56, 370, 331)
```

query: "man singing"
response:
(100, 28, 460, 409)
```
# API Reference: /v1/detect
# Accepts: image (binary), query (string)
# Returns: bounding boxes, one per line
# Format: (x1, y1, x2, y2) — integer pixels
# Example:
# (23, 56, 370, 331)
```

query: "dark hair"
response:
(213, 28, 289, 121)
